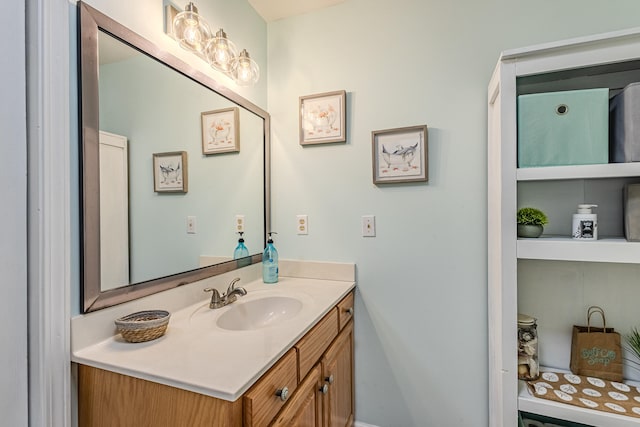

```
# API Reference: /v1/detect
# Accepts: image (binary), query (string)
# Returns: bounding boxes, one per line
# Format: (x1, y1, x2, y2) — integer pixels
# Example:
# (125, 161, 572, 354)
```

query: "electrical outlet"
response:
(362, 215, 375, 237)
(296, 215, 308, 235)
(235, 215, 245, 233)
(187, 216, 196, 234)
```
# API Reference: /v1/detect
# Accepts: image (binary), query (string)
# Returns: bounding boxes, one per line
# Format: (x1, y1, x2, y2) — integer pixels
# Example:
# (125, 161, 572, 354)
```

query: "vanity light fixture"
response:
(205, 29, 238, 73)
(167, 3, 259, 86)
(231, 49, 260, 86)
(172, 2, 212, 54)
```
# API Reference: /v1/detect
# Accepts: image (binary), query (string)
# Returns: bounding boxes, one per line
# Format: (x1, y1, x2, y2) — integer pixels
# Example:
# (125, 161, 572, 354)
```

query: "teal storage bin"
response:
(518, 88, 609, 167)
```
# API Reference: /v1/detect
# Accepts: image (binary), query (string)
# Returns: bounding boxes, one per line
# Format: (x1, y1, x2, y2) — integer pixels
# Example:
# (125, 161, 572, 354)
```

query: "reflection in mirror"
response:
(80, 2, 270, 312)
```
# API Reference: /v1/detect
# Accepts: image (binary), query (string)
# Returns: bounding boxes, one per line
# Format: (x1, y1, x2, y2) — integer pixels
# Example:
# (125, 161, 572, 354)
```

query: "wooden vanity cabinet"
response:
(295, 307, 338, 381)
(321, 321, 354, 427)
(77, 364, 243, 427)
(270, 364, 323, 427)
(244, 348, 299, 427)
(270, 296, 354, 427)
(77, 291, 354, 427)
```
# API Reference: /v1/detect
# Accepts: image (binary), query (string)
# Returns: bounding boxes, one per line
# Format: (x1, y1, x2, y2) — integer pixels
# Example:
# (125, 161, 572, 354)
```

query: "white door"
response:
(99, 131, 130, 290)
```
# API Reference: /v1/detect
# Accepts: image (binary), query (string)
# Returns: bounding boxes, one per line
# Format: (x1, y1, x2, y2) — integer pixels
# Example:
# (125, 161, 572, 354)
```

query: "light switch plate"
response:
(297, 215, 308, 235)
(362, 215, 375, 237)
(187, 216, 196, 234)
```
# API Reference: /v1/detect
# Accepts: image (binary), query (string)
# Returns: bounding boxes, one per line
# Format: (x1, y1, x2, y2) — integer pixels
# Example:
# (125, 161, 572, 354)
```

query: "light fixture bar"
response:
(163, 3, 259, 85)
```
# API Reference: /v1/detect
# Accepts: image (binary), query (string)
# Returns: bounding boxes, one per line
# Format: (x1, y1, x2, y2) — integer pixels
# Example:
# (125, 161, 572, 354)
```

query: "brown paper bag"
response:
(570, 306, 623, 382)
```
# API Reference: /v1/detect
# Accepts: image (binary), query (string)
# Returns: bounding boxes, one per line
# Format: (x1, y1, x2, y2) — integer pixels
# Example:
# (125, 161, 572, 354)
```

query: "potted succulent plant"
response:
(517, 207, 548, 238)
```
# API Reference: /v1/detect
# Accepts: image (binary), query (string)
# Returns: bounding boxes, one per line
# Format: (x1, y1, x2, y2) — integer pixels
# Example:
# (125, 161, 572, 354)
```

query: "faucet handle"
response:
(226, 277, 241, 294)
(204, 287, 222, 306)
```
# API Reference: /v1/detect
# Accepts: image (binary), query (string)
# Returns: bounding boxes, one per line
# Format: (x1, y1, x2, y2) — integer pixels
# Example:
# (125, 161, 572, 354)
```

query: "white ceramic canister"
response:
(572, 204, 598, 240)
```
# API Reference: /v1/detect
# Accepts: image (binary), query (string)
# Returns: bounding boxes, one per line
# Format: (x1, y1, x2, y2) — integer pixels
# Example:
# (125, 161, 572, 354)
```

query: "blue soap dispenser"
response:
(233, 232, 249, 259)
(262, 232, 278, 284)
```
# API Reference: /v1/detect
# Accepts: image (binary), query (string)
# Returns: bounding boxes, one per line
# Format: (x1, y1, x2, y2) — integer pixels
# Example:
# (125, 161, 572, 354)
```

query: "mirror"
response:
(79, 2, 270, 312)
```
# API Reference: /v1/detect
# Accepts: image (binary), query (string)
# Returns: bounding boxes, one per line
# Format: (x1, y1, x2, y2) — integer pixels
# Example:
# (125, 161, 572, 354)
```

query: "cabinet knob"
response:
(275, 387, 289, 402)
(325, 375, 334, 384)
(345, 307, 354, 315)
(319, 384, 329, 394)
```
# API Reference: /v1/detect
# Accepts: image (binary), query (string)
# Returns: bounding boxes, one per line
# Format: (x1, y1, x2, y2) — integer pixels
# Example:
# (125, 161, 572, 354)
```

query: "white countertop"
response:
(72, 276, 354, 402)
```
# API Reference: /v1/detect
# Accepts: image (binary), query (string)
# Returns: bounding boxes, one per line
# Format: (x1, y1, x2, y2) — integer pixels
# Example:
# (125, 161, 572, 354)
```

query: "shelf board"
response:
(517, 237, 640, 263)
(517, 163, 640, 181)
(519, 378, 640, 426)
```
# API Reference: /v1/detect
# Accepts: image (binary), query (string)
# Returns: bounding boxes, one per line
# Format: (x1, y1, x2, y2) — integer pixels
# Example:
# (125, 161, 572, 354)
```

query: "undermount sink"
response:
(216, 296, 303, 331)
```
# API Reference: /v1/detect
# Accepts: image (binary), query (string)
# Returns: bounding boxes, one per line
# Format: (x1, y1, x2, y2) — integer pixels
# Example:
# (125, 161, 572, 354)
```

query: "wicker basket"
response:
(114, 310, 170, 343)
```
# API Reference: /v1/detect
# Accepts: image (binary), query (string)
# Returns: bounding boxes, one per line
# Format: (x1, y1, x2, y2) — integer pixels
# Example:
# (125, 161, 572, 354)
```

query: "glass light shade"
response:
(231, 49, 260, 86)
(205, 29, 238, 73)
(172, 2, 212, 53)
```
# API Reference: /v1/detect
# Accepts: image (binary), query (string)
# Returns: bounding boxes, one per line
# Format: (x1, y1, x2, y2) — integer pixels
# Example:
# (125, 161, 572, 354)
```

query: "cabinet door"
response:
(271, 365, 322, 427)
(322, 321, 354, 427)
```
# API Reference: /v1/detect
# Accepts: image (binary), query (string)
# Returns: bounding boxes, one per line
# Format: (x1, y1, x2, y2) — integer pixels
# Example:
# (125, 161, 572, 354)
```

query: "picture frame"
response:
(372, 125, 428, 184)
(299, 90, 346, 145)
(201, 107, 240, 154)
(153, 151, 188, 193)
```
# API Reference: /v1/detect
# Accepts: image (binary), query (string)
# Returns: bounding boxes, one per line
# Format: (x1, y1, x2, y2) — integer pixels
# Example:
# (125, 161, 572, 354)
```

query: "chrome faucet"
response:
(204, 277, 247, 309)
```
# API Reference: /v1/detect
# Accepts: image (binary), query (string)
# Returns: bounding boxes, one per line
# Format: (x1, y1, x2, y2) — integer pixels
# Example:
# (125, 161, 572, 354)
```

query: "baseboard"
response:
(355, 422, 380, 427)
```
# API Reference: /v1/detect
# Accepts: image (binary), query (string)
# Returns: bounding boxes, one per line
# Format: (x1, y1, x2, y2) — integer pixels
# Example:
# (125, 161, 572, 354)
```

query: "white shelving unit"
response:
(488, 28, 640, 427)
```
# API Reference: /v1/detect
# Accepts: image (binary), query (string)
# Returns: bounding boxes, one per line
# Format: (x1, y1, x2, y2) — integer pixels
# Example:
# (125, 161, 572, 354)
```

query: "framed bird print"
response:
(372, 125, 428, 184)
(153, 151, 188, 193)
(299, 90, 346, 145)
(201, 107, 240, 155)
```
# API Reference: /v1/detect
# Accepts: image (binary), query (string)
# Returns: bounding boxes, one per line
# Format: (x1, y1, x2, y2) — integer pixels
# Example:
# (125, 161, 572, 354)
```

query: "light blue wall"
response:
(99, 54, 263, 283)
(266, 1, 640, 425)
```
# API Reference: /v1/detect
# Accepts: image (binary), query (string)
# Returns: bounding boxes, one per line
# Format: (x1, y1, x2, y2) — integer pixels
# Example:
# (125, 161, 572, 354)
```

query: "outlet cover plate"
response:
(235, 215, 245, 233)
(297, 215, 308, 235)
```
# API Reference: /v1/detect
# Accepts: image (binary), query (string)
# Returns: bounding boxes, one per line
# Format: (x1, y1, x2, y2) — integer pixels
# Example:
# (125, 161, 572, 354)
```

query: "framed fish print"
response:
(201, 107, 240, 154)
(299, 90, 346, 145)
(153, 151, 188, 193)
(372, 125, 428, 184)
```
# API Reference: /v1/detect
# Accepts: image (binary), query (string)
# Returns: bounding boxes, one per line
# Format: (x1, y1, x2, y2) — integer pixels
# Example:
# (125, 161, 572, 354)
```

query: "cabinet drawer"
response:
(337, 291, 354, 330)
(296, 308, 338, 381)
(244, 348, 298, 427)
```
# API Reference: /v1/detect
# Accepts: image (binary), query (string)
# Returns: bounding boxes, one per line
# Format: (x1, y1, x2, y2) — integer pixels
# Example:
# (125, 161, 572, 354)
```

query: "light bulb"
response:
(237, 62, 252, 82)
(172, 3, 211, 53)
(231, 49, 259, 86)
(206, 29, 237, 73)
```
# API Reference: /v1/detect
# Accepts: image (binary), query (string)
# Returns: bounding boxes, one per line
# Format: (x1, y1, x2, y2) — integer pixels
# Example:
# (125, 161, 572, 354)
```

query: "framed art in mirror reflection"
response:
(201, 107, 240, 154)
(153, 151, 188, 193)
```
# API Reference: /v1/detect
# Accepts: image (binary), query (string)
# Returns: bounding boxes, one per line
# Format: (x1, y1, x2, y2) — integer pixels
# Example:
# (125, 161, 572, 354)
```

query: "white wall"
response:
(266, 1, 640, 425)
(1, 0, 28, 424)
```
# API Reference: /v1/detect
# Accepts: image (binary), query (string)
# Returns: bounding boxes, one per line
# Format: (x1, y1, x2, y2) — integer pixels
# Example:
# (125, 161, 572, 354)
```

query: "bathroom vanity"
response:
(72, 265, 355, 427)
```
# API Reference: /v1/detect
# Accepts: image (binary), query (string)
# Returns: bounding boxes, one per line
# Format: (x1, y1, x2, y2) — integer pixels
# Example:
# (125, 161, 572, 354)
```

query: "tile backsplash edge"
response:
(279, 259, 355, 282)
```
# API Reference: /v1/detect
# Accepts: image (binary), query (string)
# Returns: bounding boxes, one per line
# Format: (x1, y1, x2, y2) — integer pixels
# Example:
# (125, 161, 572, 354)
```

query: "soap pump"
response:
(572, 204, 598, 240)
(262, 232, 278, 284)
(233, 232, 249, 259)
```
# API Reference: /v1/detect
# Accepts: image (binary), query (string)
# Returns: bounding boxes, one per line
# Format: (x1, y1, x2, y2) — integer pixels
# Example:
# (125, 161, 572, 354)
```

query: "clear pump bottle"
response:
(262, 232, 278, 284)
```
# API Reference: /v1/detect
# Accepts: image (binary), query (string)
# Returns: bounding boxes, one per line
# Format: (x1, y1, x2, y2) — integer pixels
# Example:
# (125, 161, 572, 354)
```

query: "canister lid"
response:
(517, 314, 536, 326)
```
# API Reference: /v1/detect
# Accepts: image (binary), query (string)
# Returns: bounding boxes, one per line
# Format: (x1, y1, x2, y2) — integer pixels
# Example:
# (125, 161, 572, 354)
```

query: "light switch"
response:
(362, 215, 375, 237)
(187, 216, 196, 234)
